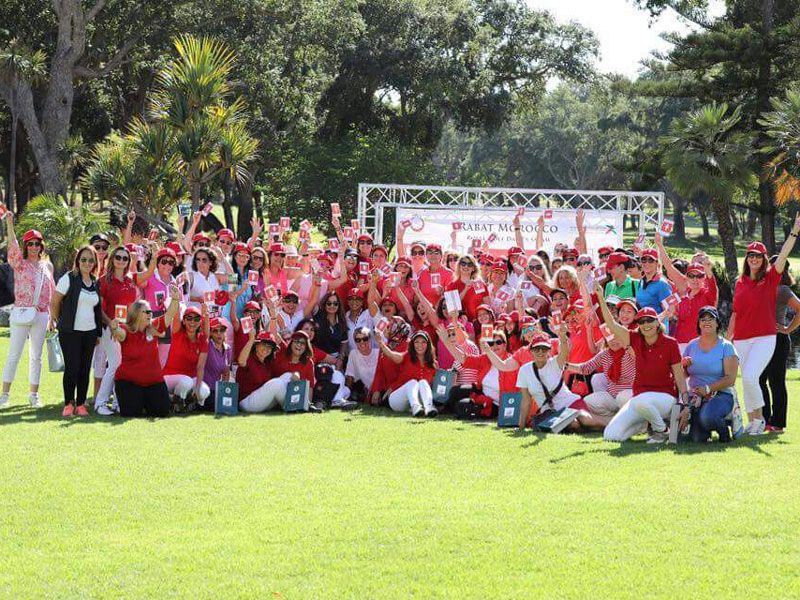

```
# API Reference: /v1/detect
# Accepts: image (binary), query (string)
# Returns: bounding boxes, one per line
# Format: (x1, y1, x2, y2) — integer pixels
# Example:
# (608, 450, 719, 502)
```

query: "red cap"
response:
(124, 243, 138, 255)
(269, 243, 285, 254)
(156, 248, 176, 260)
(395, 257, 411, 269)
(598, 246, 614, 256)
(507, 246, 524, 257)
(747, 241, 768, 255)
(357, 233, 373, 243)
(635, 307, 659, 321)
(479, 255, 494, 266)
(244, 301, 261, 312)
(616, 299, 639, 314)
(214, 290, 229, 306)
(232, 242, 250, 255)
(410, 242, 425, 252)
(22, 229, 43, 242)
(476, 304, 495, 316)
(347, 288, 364, 299)
(606, 252, 630, 269)
(687, 264, 705, 276)
(255, 331, 276, 344)
(192, 233, 210, 244)
(508, 310, 520, 323)
(217, 228, 235, 241)
(371, 244, 388, 256)
(209, 317, 227, 330)
(165, 241, 185, 257)
(530, 333, 553, 348)
(491, 262, 506, 273)
(519, 315, 536, 327)
(563, 248, 579, 258)
(290, 330, 310, 342)
(426, 243, 442, 252)
(317, 256, 334, 269)
(641, 248, 658, 261)
(183, 306, 202, 318)
(282, 290, 299, 300)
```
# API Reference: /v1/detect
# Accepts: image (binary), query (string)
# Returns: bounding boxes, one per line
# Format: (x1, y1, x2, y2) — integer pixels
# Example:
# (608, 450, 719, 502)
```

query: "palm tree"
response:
(759, 86, 800, 205)
(0, 40, 46, 212)
(148, 35, 258, 215)
(661, 103, 756, 284)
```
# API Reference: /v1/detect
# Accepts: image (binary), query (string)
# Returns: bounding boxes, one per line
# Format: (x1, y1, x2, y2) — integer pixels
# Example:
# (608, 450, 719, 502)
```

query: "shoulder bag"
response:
(10, 265, 44, 326)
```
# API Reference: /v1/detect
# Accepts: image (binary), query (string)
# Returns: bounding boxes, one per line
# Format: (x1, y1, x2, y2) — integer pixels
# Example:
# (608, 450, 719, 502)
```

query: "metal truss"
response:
(356, 183, 665, 244)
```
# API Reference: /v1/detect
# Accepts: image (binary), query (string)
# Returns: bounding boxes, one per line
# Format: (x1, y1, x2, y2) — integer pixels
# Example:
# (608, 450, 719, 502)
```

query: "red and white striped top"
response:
(572, 348, 636, 396)
(453, 341, 481, 385)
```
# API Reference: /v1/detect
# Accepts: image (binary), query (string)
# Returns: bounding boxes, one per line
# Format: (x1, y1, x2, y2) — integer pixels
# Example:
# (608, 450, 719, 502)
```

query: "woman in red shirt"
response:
(369, 316, 411, 405)
(163, 305, 211, 409)
(727, 220, 800, 434)
(378, 330, 438, 417)
(237, 329, 286, 413)
(597, 284, 689, 444)
(445, 255, 489, 321)
(270, 330, 317, 399)
(110, 287, 181, 417)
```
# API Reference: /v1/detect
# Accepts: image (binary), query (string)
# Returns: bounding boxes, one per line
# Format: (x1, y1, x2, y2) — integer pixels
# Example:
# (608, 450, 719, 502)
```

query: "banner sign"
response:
(395, 208, 624, 258)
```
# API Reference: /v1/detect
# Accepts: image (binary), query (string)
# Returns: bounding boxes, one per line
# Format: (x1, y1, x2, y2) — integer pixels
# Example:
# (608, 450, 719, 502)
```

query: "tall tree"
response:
(759, 85, 800, 205)
(661, 103, 755, 283)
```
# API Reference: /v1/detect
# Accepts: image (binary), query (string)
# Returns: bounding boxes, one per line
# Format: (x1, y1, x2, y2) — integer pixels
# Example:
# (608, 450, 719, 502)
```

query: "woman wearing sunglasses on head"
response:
(596, 281, 689, 443)
(50, 246, 102, 416)
(726, 216, 800, 435)
(1, 213, 55, 409)
(139, 246, 179, 366)
(378, 330, 439, 417)
(162, 304, 211, 410)
(110, 288, 181, 417)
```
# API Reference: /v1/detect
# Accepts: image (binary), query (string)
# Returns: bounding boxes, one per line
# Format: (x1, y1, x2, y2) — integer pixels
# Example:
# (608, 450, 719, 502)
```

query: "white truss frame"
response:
(356, 183, 665, 244)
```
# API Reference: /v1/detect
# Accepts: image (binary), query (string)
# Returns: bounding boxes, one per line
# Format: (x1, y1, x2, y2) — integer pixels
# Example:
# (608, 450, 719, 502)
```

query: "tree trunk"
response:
(746, 208, 758, 237)
(237, 180, 254, 239)
(672, 199, 686, 242)
(222, 174, 235, 231)
(711, 195, 740, 285)
(698, 206, 710, 239)
(754, 0, 776, 252)
(8, 103, 17, 213)
(254, 189, 264, 224)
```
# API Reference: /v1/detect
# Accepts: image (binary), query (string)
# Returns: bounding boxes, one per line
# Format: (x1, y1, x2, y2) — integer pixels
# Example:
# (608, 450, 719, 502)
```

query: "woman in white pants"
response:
(378, 331, 439, 418)
(726, 219, 800, 435)
(596, 284, 689, 444)
(236, 330, 282, 412)
(162, 305, 211, 408)
(0, 214, 55, 409)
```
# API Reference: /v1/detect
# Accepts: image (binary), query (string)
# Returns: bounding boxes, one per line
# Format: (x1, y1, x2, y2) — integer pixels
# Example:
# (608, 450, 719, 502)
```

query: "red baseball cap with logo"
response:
(22, 229, 43, 242)
(641, 248, 658, 261)
(634, 307, 659, 321)
(747, 241, 768, 256)
(530, 333, 553, 348)
(217, 228, 235, 241)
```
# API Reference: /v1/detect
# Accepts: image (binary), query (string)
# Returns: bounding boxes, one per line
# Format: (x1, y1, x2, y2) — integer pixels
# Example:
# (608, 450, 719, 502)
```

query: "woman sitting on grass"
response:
(110, 287, 181, 418)
(377, 330, 439, 417)
(596, 281, 690, 444)
(162, 305, 211, 410)
(682, 307, 739, 443)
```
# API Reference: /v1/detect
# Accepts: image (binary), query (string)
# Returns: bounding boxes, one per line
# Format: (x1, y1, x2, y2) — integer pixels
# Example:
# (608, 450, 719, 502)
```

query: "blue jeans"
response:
(690, 392, 734, 442)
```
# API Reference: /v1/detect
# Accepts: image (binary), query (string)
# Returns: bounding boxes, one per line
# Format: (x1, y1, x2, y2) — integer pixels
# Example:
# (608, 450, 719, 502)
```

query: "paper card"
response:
(201, 202, 213, 216)
(298, 229, 310, 241)
(516, 206, 525, 217)
(599, 323, 614, 341)
(114, 305, 128, 321)
(204, 291, 215, 304)
(550, 309, 563, 326)
(593, 266, 606, 279)
(472, 281, 487, 295)
(660, 220, 674, 235)
(240, 316, 253, 334)
(400, 219, 411, 228)
(430, 272, 441, 287)
(444, 290, 462, 313)
(386, 273, 400, 288)
(375, 318, 389, 334)
(178, 203, 191, 218)
(136, 245, 145, 262)
(487, 233, 497, 243)
(209, 304, 220, 316)
(452, 222, 463, 231)
(175, 272, 187, 286)
(148, 229, 159, 241)
(343, 227, 354, 241)
(351, 219, 360, 231)
(299, 219, 312, 232)
(154, 291, 166, 310)
(264, 285, 278, 302)
(328, 239, 340, 252)
(661, 292, 681, 310)
(331, 203, 341, 217)
(227, 273, 238, 285)
(379, 263, 393, 276)
(504, 407, 514, 418)
(436, 385, 447, 396)
(544, 209, 553, 219)
(247, 270, 259, 285)
(358, 262, 370, 276)
(495, 285, 514, 303)
(280, 216, 291, 230)
(471, 238, 482, 249)
(633, 233, 646, 249)
(481, 324, 494, 341)
(515, 254, 528, 268)
(0, 204, 7, 220)
(268, 223, 280, 236)
(222, 396, 232, 408)
(520, 280, 533, 291)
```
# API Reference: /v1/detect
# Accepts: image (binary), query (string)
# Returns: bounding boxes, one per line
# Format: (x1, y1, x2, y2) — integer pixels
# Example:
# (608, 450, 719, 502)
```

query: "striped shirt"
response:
(453, 341, 481, 385)
(572, 348, 636, 396)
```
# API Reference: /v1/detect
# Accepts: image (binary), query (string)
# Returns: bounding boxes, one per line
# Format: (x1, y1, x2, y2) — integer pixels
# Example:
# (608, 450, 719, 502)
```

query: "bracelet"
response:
(704, 384, 711, 395)
(791, 233, 798, 238)
(514, 227, 521, 231)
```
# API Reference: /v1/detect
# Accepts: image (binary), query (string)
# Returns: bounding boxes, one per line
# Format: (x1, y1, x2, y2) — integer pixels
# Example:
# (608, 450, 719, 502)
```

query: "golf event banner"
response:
(395, 207, 623, 258)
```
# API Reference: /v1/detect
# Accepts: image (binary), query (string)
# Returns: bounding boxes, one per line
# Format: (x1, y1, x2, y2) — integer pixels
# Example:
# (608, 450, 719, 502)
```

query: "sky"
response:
(528, 0, 726, 78)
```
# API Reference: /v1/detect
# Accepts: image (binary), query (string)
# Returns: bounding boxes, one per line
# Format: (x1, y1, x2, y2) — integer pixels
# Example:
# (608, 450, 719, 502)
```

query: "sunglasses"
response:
(184, 316, 201, 322)
(326, 301, 340, 307)
(746, 253, 763, 259)
(565, 257, 577, 262)
(245, 310, 260, 315)
(637, 317, 657, 325)
(195, 242, 210, 248)
(93, 244, 109, 252)
(458, 260, 473, 266)
(599, 253, 610, 259)
(283, 297, 298, 304)
(26, 240, 43, 247)
(358, 240, 372, 245)
(532, 346, 550, 353)
(577, 260, 592, 267)
(114, 255, 130, 262)
(528, 264, 543, 271)
(291, 339, 306, 345)
(79, 257, 96, 264)
(354, 337, 370, 343)
(687, 273, 704, 279)
(250, 255, 264, 261)
(159, 259, 176, 266)
(641, 257, 656, 264)
(698, 315, 716, 322)
(426, 249, 441, 255)
(219, 239, 233, 245)
(411, 250, 425, 256)
(211, 327, 227, 333)
(142, 309, 153, 315)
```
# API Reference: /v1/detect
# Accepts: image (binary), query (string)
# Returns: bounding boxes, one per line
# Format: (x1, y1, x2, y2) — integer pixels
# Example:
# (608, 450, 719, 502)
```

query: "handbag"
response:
(10, 266, 44, 326)
(46, 332, 65, 373)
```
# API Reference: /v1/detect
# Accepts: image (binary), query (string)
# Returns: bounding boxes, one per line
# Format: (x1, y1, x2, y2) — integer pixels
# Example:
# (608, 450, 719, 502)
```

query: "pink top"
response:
(8, 238, 54, 312)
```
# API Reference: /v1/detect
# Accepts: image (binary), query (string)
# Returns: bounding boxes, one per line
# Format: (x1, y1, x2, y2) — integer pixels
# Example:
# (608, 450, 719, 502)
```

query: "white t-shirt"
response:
(188, 270, 219, 309)
(277, 308, 304, 337)
(56, 273, 99, 332)
(346, 310, 375, 352)
(515, 357, 579, 411)
(345, 348, 380, 390)
(481, 368, 501, 404)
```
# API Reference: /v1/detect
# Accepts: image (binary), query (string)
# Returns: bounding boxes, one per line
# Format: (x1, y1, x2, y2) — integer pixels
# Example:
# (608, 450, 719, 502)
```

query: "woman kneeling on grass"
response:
(162, 305, 211, 410)
(596, 281, 689, 444)
(378, 331, 439, 417)
(683, 307, 739, 443)
(110, 287, 181, 417)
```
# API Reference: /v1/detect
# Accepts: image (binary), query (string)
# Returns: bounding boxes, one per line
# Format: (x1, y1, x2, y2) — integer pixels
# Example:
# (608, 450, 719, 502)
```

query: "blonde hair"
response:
(552, 265, 578, 292)
(126, 300, 159, 336)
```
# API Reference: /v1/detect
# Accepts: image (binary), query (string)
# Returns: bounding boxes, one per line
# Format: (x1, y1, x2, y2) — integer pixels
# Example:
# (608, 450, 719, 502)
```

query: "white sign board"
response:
(395, 208, 623, 258)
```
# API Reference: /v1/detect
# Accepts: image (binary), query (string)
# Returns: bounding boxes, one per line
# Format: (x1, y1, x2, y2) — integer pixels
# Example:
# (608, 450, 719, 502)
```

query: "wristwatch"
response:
(704, 384, 711, 396)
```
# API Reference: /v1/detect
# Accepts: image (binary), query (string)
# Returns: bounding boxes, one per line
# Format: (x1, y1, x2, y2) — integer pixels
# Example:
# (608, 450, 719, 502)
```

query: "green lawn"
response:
(1, 335, 800, 599)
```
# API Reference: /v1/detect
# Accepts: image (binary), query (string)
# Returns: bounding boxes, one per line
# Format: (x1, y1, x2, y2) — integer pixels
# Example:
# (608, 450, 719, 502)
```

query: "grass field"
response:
(1, 336, 800, 598)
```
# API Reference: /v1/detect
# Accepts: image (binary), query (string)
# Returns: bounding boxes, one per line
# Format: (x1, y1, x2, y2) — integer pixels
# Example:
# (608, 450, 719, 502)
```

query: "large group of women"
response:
(2, 205, 798, 442)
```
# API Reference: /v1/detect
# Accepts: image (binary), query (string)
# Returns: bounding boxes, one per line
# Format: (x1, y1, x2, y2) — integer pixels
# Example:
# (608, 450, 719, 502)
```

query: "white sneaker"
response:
(96, 404, 114, 416)
(29, 393, 42, 408)
(0, 393, 9, 408)
(646, 429, 668, 444)
(746, 418, 766, 435)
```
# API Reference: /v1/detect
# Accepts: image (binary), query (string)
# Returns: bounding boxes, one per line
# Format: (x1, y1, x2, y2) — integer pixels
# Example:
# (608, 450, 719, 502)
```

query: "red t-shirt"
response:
(445, 279, 489, 321)
(116, 317, 166, 387)
(163, 329, 209, 377)
(462, 353, 519, 394)
(312, 346, 327, 363)
(732, 266, 781, 340)
(271, 344, 316, 387)
(391, 353, 437, 388)
(629, 331, 681, 396)
(99, 274, 139, 319)
(674, 279, 719, 343)
(370, 339, 410, 395)
(418, 266, 453, 303)
(236, 353, 274, 399)
(568, 323, 603, 363)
